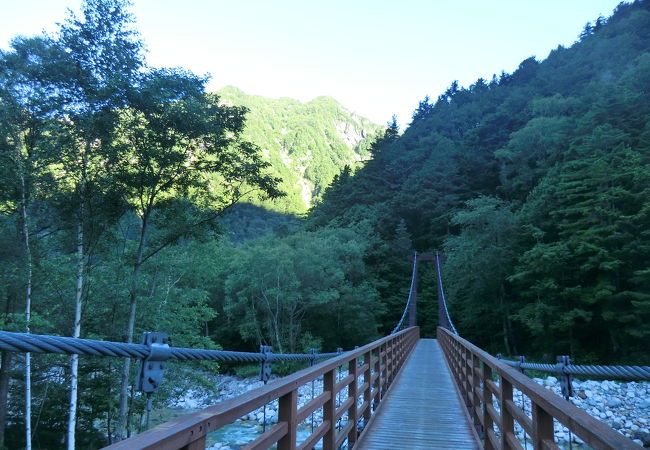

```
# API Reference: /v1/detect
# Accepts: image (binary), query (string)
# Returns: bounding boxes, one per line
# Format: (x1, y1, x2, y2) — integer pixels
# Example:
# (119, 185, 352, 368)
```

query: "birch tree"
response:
(51, 1, 143, 446)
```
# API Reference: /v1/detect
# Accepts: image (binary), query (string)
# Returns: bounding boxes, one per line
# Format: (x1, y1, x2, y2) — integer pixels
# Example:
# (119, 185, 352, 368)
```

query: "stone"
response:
(633, 430, 650, 446)
(607, 398, 623, 408)
(545, 376, 558, 386)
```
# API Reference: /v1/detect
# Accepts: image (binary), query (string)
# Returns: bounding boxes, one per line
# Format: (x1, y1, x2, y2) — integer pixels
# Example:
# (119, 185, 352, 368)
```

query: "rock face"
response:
(216, 86, 383, 213)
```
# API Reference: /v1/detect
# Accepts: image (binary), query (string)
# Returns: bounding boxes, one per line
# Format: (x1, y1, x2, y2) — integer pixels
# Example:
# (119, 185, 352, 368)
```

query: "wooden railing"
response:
(437, 327, 640, 450)
(105, 327, 420, 450)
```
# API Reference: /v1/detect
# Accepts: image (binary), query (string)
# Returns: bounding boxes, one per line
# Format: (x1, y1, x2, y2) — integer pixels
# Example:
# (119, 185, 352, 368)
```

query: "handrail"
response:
(105, 327, 420, 450)
(437, 327, 640, 450)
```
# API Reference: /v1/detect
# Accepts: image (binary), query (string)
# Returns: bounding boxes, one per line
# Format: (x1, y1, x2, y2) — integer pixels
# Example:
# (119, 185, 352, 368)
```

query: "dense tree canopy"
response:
(309, 0, 650, 363)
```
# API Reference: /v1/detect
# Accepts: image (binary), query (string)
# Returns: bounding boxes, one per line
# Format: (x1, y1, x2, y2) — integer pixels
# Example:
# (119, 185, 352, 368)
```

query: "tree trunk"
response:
(116, 213, 149, 441)
(67, 143, 87, 449)
(0, 351, 12, 448)
(19, 146, 33, 450)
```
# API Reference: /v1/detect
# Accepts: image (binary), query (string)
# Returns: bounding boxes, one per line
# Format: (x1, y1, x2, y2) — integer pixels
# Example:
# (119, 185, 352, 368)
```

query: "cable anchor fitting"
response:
(259, 345, 273, 384)
(138, 332, 171, 395)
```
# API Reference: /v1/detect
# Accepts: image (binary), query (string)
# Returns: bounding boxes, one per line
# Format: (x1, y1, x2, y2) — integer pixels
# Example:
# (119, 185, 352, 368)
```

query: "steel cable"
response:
(392, 252, 418, 334)
(499, 357, 650, 381)
(435, 251, 458, 335)
(0, 331, 343, 364)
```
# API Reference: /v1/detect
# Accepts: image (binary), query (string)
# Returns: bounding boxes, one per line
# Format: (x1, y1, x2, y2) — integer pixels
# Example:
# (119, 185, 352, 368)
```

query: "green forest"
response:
(217, 86, 381, 215)
(1, 0, 650, 448)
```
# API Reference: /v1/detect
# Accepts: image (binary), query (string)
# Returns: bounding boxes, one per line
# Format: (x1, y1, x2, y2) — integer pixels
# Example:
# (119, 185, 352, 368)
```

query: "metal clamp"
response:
(556, 355, 573, 399)
(138, 332, 171, 394)
(309, 348, 317, 367)
(517, 356, 526, 374)
(259, 345, 273, 384)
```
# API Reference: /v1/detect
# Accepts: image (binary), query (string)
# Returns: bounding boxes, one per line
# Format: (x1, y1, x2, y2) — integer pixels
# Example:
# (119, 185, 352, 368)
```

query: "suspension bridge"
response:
(0, 252, 648, 449)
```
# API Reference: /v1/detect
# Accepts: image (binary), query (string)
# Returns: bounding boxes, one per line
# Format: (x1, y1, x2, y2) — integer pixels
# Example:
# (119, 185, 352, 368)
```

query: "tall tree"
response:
(0, 34, 72, 449)
(112, 68, 282, 439)
(52, 1, 144, 446)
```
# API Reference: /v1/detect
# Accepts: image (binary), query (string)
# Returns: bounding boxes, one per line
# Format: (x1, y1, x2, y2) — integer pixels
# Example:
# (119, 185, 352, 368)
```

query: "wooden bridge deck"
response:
(355, 338, 478, 450)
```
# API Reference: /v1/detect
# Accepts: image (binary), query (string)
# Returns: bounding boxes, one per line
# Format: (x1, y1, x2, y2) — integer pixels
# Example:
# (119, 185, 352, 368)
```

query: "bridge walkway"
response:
(355, 338, 478, 449)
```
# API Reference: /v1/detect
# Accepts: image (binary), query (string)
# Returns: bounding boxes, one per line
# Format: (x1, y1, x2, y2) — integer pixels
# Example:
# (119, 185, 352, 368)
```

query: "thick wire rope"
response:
(0, 331, 341, 364)
(435, 251, 458, 335)
(499, 357, 650, 381)
(392, 252, 418, 334)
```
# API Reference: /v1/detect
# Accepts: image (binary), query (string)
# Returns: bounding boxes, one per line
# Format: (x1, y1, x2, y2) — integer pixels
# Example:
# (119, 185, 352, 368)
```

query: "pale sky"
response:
(1, 0, 624, 127)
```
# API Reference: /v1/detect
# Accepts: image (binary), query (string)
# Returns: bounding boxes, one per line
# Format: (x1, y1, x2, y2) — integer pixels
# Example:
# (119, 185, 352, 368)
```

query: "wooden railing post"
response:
(387, 339, 394, 385)
(363, 350, 372, 423)
(348, 357, 359, 445)
(462, 345, 470, 406)
(499, 376, 514, 450)
(179, 437, 205, 450)
(381, 343, 388, 397)
(278, 389, 297, 450)
(373, 347, 381, 408)
(323, 369, 336, 450)
(482, 363, 495, 450)
(472, 352, 482, 433)
(532, 403, 554, 449)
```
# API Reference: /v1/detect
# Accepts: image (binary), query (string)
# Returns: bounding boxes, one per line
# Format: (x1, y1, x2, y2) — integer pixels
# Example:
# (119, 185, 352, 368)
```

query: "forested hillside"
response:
(309, 0, 650, 364)
(217, 86, 381, 214)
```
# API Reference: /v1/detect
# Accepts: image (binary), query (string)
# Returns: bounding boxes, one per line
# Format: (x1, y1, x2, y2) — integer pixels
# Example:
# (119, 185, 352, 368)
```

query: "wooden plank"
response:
(355, 339, 479, 450)
(297, 420, 329, 450)
(334, 420, 354, 449)
(505, 431, 524, 450)
(296, 391, 330, 424)
(334, 373, 354, 394)
(487, 428, 500, 450)
(335, 396, 354, 422)
(486, 379, 501, 399)
(505, 399, 532, 435)
(241, 422, 287, 450)
(486, 403, 500, 428)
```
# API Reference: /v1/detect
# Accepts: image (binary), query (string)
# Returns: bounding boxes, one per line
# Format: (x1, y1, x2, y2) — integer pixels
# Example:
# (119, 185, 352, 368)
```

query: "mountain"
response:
(308, 0, 650, 363)
(216, 86, 383, 214)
